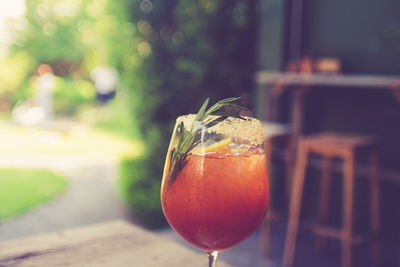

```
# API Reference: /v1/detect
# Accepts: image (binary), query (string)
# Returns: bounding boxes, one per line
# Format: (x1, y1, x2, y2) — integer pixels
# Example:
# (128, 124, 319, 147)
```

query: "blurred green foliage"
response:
(52, 78, 95, 115)
(120, 0, 258, 228)
(119, 155, 167, 229)
(2, 0, 137, 115)
(0, 52, 33, 97)
(88, 92, 138, 140)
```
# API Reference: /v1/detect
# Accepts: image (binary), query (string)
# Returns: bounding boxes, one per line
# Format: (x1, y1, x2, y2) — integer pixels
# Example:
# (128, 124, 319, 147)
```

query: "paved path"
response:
(0, 155, 135, 241)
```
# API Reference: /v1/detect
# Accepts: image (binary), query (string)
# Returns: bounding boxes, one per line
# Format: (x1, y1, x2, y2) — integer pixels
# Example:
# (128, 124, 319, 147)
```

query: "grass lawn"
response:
(0, 168, 67, 219)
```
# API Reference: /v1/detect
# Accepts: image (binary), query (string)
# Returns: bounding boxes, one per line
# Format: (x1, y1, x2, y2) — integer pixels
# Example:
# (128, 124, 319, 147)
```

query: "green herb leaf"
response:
(194, 97, 209, 122)
(167, 97, 247, 185)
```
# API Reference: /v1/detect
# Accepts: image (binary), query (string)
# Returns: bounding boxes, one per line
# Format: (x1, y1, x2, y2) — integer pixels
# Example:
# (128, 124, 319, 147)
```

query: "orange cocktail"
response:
(161, 146, 269, 252)
(161, 97, 269, 266)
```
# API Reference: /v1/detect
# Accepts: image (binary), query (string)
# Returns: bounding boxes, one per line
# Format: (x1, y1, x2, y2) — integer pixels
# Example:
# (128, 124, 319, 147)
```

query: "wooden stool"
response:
(282, 133, 380, 267)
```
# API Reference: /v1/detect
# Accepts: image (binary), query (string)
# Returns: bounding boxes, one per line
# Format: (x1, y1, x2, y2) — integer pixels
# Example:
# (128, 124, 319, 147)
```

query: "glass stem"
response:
(208, 251, 218, 267)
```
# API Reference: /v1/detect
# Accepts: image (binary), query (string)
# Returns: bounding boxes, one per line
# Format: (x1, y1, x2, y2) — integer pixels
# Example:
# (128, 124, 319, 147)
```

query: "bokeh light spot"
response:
(172, 31, 184, 44)
(137, 20, 152, 36)
(36, 3, 51, 18)
(140, 0, 153, 14)
(43, 23, 56, 36)
(137, 41, 151, 56)
(124, 22, 136, 35)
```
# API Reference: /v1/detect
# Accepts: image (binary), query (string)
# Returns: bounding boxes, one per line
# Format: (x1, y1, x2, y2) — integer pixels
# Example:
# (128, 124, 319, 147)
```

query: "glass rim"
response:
(174, 114, 265, 145)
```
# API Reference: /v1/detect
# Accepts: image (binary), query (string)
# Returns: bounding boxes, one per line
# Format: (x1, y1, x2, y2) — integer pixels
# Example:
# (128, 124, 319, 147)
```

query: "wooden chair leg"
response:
(260, 217, 272, 254)
(261, 138, 273, 255)
(369, 150, 381, 266)
(282, 143, 309, 267)
(317, 156, 332, 251)
(260, 212, 275, 255)
(342, 152, 355, 267)
(284, 135, 296, 209)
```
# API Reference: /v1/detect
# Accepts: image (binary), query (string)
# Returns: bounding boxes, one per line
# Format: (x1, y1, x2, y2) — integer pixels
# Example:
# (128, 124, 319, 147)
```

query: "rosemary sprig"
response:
(167, 97, 247, 185)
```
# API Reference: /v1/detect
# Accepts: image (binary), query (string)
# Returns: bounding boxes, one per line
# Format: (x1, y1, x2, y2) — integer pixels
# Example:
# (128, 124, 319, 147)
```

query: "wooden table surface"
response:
(0, 220, 231, 267)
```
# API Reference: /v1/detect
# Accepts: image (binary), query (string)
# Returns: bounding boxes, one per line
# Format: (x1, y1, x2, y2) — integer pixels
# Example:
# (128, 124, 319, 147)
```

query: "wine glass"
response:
(161, 98, 269, 266)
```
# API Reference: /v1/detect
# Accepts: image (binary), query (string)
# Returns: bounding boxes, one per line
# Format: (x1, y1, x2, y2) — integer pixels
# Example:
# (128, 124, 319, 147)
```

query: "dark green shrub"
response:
(120, 0, 258, 229)
(119, 154, 167, 229)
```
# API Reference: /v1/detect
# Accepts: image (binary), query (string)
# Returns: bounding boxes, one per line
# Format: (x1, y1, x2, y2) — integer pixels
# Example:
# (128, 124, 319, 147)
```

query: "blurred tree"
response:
(4, 0, 137, 114)
(122, 0, 258, 228)
(9, 0, 86, 69)
(0, 52, 33, 110)
(130, 0, 257, 129)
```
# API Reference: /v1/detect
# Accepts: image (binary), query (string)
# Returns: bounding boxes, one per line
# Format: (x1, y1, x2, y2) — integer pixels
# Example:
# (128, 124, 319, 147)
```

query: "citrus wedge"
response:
(204, 138, 232, 153)
(191, 138, 232, 155)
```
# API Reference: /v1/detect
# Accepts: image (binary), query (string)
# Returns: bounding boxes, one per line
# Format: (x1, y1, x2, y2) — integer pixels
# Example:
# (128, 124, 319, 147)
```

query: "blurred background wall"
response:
(257, 0, 400, 252)
(257, 0, 400, 171)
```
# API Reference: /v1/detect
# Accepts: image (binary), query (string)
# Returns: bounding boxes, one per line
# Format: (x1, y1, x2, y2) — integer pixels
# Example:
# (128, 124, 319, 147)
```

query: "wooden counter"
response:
(0, 220, 231, 267)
